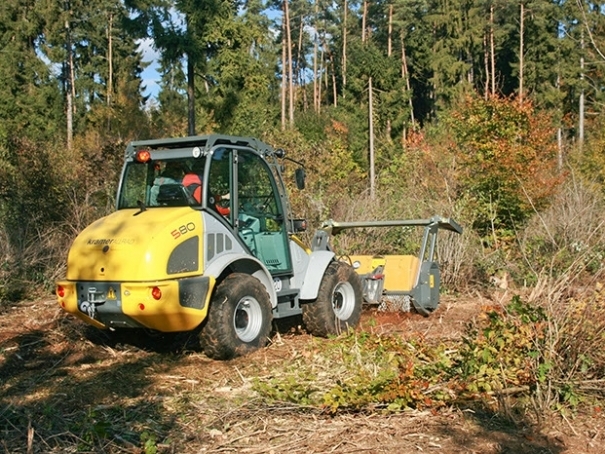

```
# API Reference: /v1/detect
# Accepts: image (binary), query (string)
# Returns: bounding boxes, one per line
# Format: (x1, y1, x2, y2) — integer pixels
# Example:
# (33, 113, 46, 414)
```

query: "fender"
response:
(203, 252, 278, 308)
(299, 250, 335, 300)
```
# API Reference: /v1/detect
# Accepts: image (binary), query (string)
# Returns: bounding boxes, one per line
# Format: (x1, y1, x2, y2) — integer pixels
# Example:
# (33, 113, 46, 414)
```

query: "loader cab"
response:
(117, 137, 293, 276)
(202, 145, 293, 274)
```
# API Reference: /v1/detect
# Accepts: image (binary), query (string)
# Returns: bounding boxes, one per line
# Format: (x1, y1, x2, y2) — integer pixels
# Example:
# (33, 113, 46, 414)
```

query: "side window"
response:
(207, 148, 233, 221)
(238, 151, 282, 230)
(237, 150, 291, 274)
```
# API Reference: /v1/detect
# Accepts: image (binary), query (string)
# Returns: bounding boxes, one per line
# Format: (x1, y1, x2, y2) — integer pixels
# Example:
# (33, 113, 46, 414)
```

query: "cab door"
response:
(234, 150, 292, 275)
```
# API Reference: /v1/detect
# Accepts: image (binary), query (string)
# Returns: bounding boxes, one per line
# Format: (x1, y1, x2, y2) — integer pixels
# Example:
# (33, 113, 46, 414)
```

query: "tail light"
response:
(151, 286, 162, 300)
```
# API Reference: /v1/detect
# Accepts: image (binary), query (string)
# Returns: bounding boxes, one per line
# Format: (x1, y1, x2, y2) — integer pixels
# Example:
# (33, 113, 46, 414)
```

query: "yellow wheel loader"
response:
(56, 135, 461, 359)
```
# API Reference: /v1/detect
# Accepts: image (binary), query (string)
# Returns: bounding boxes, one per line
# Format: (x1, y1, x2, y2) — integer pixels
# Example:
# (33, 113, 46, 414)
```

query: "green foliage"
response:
(454, 296, 548, 395)
(141, 430, 159, 454)
(254, 330, 454, 412)
(255, 293, 605, 415)
(68, 408, 113, 450)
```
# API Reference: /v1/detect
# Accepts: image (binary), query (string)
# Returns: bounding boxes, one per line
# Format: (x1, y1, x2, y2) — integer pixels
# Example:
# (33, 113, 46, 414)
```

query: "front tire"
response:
(200, 273, 273, 360)
(302, 261, 363, 337)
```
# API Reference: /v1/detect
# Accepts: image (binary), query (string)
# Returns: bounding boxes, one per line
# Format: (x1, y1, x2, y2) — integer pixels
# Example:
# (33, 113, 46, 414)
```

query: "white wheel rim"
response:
(332, 281, 355, 320)
(233, 297, 263, 342)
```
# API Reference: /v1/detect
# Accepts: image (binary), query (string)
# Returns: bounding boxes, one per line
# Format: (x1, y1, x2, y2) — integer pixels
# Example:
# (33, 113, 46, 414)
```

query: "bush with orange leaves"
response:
(447, 95, 564, 247)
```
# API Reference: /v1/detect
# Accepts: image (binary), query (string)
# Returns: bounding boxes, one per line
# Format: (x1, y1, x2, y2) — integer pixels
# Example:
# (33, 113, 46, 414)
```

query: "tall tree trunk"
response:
(297, 15, 307, 111)
(362, 0, 367, 43)
(484, 33, 489, 99)
(556, 69, 563, 170)
(490, 3, 496, 96)
(281, 19, 287, 130)
(519, 2, 524, 104)
(66, 82, 73, 151)
(369, 76, 375, 200)
(342, 0, 347, 96)
(362, 0, 372, 195)
(107, 12, 113, 108)
(579, 29, 585, 151)
(65, 8, 73, 150)
(318, 46, 324, 114)
(386, 4, 393, 139)
(401, 34, 415, 130)
(186, 13, 196, 136)
(106, 12, 113, 133)
(324, 43, 337, 107)
(387, 4, 393, 56)
(64, 2, 75, 150)
(187, 56, 195, 136)
(313, 0, 319, 112)
(284, 0, 294, 126)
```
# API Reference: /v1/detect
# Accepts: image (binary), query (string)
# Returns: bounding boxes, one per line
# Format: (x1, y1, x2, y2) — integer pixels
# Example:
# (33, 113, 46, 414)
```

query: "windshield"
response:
(118, 157, 207, 209)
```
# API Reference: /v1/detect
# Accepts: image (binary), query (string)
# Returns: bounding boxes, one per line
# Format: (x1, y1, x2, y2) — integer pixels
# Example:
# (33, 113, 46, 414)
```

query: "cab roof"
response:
(125, 134, 275, 159)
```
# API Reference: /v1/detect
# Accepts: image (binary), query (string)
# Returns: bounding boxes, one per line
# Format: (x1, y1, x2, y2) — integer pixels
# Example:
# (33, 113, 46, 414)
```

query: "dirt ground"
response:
(1, 294, 604, 454)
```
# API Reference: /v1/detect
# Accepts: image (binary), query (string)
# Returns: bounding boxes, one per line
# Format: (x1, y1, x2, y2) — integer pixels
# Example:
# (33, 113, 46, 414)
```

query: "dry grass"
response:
(1, 297, 605, 453)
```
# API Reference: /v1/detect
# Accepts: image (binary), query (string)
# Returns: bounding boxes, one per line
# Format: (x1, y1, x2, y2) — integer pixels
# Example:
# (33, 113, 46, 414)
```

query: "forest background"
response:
(2, 0, 605, 421)
(4, 0, 605, 296)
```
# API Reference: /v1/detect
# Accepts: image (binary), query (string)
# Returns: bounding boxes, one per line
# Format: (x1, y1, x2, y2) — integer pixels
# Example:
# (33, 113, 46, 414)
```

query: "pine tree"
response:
(0, 0, 62, 143)
(203, 0, 280, 135)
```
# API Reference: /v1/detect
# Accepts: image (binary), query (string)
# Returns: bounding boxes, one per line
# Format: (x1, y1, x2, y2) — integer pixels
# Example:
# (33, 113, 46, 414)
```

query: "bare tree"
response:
(388, 4, 393, 56)
(484, 33, 489, 99)
(107, 12, 113, 108)
(342, 0, 348, 95)
(490, 3, 496, 96)
(296, 15, 308, 111)
(362, 0, 374, 199)
(519, 2, 524, 104)
(401, 34, 416, 131)
(362, 0, 368, 42)
(369, 75, 375, 200)
(64, 2, 75, 149)
(284, 0, 294, 126)
(313, 0, 319, 112)
(281, 17, 287, 130)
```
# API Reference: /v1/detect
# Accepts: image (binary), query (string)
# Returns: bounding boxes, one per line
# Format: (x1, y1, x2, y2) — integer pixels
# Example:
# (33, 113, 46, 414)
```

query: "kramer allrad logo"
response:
(87, 238, 135, 245)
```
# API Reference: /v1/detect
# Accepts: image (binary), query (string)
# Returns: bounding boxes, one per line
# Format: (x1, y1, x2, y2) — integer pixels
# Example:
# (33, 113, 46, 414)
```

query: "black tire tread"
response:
(200, 273, 272, 360)
(302, 261, 363, 337)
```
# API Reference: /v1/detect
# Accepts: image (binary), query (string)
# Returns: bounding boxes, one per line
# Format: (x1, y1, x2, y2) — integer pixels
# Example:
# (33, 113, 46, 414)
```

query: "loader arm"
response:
(320, 215, 463, 237)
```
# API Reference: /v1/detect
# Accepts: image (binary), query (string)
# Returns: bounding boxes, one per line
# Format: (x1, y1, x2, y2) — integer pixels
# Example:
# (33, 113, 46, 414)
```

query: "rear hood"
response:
(66, 208, 203, 282)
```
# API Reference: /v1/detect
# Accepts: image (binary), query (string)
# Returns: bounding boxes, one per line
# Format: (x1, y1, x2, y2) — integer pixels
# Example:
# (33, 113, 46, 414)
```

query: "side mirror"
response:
(295, 168, 306, 190)
(291, 219, 307, 233)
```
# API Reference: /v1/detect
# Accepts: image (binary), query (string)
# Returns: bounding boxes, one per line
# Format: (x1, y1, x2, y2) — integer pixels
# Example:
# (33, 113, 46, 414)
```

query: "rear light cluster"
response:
(139, 286, 163, 311)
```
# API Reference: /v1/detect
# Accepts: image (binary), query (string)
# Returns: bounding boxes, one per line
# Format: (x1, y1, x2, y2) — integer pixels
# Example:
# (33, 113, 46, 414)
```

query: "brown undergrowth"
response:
(1, 295, 604, 453)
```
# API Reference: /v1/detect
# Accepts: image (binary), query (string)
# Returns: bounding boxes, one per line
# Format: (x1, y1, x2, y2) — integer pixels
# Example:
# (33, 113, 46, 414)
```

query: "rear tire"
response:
(200, 273, 273, 360)
(302, 261, 363, 337)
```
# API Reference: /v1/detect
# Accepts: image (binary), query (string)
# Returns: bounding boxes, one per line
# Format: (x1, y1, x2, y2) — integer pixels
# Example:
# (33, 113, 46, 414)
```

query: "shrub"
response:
(447, 96, 563, 247)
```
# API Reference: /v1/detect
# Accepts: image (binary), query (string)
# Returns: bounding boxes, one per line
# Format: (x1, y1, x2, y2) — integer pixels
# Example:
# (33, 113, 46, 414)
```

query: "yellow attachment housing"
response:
(349, 254, 421, 292)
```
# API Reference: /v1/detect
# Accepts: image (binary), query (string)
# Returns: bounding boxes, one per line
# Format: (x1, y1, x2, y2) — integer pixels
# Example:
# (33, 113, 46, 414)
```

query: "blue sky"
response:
(138, 38, 162, 100)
